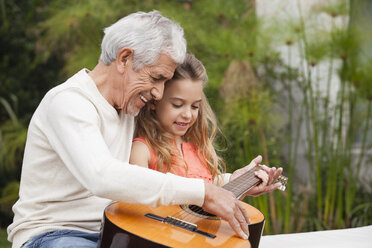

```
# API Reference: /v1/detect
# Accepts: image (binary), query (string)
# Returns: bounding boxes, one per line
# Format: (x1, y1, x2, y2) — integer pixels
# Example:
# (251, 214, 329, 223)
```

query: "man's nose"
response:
(150, 83, 165, 100)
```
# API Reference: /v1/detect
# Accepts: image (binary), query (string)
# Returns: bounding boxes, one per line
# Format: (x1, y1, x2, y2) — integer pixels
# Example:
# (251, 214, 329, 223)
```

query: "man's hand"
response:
(202, 182, 250, 240)
(230, 155, 283, 198)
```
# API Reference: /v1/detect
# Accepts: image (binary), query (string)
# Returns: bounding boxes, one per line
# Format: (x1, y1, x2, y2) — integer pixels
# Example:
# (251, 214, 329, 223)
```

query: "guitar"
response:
(99, 166, 287, 248)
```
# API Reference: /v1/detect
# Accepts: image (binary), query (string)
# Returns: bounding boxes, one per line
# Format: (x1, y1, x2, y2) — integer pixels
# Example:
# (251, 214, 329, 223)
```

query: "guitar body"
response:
(99, 201, 265, 248)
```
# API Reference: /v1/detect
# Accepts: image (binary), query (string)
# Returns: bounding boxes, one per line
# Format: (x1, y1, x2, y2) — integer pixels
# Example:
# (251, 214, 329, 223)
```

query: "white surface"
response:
(260, 225, 372, 248)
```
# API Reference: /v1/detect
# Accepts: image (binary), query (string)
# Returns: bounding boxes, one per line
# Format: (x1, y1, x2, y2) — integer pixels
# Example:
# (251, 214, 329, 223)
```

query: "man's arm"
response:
(45, 90, 205, 207)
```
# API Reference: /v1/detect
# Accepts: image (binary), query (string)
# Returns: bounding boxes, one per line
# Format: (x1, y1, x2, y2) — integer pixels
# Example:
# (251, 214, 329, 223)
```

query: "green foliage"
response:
(217, 0, 371, 235)
(0, 228, 11, 248)
(221, 86, 281, 171)
(0, 97, 26, 227)
(0, 97, 27, 178)
(35, 0, 271, 117)
(256, 0, 372, 233)
(0, 0, 64, 123)
(35, 0, 261, 88)
(0, 181, 19, 227)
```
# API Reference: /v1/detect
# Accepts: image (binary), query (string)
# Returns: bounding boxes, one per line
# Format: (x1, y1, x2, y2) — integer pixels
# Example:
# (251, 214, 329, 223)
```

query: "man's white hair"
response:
(99, 10, 186, 69)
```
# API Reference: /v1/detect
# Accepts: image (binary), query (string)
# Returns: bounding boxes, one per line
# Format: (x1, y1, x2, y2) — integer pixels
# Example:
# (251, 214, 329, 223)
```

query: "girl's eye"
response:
(191, 105, 199, 109)
(172, 104, 182, 108)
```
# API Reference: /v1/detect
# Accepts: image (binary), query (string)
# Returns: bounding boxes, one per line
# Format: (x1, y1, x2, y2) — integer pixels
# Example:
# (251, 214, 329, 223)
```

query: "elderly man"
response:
(7, 11, 282, 248)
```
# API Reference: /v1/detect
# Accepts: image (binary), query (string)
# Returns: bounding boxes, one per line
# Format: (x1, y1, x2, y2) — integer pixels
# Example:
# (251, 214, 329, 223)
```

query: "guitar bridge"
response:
(163, 216, 197, 231)
(145, 213, 216, 239)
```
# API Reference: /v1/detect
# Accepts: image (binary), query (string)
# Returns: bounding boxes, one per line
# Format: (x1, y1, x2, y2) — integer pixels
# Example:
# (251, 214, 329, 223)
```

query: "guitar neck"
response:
(222, 165, 261, 198)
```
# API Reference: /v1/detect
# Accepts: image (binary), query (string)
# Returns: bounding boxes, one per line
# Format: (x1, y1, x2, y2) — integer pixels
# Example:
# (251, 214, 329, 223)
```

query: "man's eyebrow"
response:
(152, 74, 168, 80)
(158, 74, 169, 80)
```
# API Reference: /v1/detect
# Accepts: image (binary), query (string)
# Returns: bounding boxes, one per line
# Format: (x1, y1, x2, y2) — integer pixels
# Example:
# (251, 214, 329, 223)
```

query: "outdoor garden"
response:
(0, 0, 371, 247)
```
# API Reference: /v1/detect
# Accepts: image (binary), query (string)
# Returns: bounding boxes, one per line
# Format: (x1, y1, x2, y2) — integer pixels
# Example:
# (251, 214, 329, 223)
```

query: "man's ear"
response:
(116, 47, 134, 73)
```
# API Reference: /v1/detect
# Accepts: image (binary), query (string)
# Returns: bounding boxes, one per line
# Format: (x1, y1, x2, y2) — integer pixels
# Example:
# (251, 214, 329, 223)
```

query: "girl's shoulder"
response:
(133, 136, 146, 143)
(132, 137, 155, 155)
(132, 137, 152, 156)
(131, 136, 160, 170)
(130, 137, 152, 168)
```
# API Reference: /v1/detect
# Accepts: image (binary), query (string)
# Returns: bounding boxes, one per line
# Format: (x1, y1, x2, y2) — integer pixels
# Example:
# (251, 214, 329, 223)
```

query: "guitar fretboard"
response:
(222, 165, 261, 198)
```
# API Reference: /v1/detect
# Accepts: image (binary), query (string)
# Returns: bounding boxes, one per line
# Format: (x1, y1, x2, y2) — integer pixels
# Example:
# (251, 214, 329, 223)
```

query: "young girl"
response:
(130, 53, 283, 190)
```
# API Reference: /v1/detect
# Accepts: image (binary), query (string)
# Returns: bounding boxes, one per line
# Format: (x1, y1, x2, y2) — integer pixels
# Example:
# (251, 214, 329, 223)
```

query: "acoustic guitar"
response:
(99, 165, 287, 248)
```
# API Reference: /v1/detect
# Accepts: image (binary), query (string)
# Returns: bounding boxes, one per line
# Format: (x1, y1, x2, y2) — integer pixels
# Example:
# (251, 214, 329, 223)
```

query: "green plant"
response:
(220, 0, 372, 235)
(263, 0, 371, 232)
(0, 228, 11, 248)
(0, 96, 27, 177)
(0, 96, 26, 227)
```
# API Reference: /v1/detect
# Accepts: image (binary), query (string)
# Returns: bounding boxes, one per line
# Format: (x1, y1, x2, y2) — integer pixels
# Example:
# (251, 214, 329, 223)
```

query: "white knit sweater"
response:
(7, 69, 205, 248)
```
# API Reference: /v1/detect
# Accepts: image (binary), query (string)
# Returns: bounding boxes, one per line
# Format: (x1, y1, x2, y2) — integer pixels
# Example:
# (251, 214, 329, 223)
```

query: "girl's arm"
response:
(230, 155, 283, 198)
(214, 173, 232, 186)
(130, 140, 151, 168)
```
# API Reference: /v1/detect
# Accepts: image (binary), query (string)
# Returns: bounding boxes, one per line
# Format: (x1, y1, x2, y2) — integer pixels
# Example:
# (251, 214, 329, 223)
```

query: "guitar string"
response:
(171, 166, 262, 223)
(176, 168, 260, 221)
(170, 166, 287, 225)
(175, 175, 284, 223)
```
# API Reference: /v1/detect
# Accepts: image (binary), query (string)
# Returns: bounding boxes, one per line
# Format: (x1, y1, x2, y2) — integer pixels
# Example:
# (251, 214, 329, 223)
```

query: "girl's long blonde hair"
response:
(135, 54, 225, 183)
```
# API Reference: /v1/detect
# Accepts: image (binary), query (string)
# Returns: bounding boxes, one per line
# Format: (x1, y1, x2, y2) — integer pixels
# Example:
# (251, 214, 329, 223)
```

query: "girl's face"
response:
(154, 78, 203, 138)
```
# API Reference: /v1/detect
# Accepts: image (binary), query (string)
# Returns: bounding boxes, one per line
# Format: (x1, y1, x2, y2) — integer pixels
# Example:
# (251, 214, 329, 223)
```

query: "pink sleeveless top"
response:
(133, 137, 213, 183)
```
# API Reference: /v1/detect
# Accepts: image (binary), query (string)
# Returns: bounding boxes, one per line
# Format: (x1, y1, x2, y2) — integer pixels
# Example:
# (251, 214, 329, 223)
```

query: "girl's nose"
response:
(182, 108, 192, 119)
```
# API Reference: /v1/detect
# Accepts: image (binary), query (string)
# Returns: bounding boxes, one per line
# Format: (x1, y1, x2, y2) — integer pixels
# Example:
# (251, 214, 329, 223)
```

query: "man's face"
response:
(119, 53, 178, 116)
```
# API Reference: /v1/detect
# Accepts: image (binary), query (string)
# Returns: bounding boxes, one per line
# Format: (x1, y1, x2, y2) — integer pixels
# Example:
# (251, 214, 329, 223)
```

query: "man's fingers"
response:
(202, 183, 251, 240)
(229, 218, 249, 240)
(239, 201, 251, 224)
(236, 201, 250, 233)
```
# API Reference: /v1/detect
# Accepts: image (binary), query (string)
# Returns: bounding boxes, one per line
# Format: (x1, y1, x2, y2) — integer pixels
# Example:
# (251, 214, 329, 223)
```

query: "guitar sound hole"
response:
(181, 205, 220, 220)
(189, 205, 216, 217)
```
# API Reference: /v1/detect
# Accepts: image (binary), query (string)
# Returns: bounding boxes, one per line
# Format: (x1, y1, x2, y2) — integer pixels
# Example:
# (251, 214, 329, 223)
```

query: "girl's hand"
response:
(230, 155, 283, 198)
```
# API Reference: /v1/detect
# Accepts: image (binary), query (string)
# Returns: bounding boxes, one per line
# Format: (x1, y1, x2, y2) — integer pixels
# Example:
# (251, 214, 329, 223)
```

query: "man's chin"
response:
(125, 106, 140, 116)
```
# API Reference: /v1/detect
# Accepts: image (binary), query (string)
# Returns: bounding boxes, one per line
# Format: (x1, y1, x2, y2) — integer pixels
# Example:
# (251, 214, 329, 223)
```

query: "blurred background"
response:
(0, 0, 371, 246)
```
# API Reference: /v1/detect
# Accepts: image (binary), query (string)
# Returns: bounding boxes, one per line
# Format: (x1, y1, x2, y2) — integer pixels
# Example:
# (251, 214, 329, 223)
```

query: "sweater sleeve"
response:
(44, 90, 205, 207)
